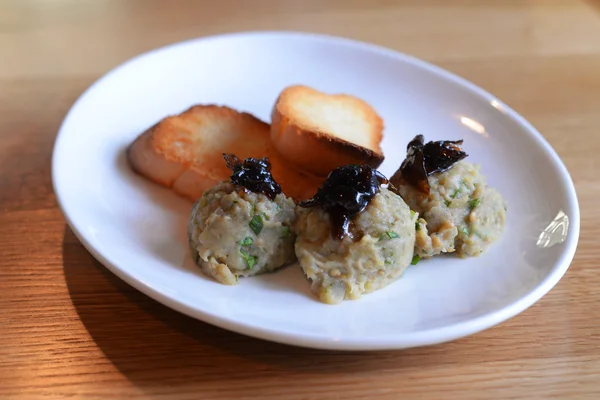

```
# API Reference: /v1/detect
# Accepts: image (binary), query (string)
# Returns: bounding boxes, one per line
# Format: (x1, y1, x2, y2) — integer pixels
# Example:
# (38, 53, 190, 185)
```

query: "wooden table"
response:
(2, 1, 599, 398)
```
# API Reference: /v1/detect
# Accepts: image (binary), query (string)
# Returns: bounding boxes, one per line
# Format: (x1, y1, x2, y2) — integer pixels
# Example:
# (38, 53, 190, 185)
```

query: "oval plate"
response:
(52, 31, 580, 351)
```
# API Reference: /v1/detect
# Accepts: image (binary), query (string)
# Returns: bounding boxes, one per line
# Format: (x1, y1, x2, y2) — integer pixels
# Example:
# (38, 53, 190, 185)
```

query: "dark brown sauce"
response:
(299, 165, 388, 240)
(223, 153, 282, 200)
(391, 135, 467, 195)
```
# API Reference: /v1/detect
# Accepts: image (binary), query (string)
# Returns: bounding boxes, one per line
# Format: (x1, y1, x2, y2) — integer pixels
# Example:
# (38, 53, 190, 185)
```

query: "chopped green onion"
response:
(410, 210, 416, 218)
(469, 198, 480, 209)
(451, 188, 461, 199)
(249, 215, 263, 235)
(411, 254, 421, 265)
(415, 221, 421, 231)
(444, 199, 452, 207)
(281, 226, 291, 238)
(380, 231, 399, 241)
(460, 226, 470, 236)
(239, 249, 257, 270)
(240, 237, 253, 246)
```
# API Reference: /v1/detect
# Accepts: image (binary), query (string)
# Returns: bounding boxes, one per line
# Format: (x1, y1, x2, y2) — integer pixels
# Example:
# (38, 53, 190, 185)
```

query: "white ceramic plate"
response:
(52, 31, 580, 351)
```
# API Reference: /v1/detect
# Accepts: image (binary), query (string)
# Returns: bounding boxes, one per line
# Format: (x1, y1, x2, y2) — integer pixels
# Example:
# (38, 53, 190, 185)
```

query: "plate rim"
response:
(52, 30, 581, 351)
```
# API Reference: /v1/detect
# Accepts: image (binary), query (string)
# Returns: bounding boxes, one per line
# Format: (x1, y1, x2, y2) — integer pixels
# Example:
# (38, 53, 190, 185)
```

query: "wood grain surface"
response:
(1, 0, 599, 399)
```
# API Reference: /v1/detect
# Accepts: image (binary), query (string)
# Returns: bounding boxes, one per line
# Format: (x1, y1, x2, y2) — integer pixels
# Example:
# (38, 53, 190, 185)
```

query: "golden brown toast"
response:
(270, 85, 384, 177)
(127, 105, 323, 201)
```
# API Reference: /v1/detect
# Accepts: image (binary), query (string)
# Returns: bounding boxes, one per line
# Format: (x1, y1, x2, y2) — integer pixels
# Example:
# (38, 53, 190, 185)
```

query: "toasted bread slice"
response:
(128, 105, 323, 201)
(270, 85, 384, 177)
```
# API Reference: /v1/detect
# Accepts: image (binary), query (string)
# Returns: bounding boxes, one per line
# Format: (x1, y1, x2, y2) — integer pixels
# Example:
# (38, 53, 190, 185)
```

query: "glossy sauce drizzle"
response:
(223, 153, 282, 200)
(391, 134, 467, 195)
(299, 165, 388, 240)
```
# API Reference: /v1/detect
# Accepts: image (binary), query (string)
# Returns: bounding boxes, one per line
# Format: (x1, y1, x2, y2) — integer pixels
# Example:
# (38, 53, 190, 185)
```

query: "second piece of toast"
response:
(270, 85, 385, 177)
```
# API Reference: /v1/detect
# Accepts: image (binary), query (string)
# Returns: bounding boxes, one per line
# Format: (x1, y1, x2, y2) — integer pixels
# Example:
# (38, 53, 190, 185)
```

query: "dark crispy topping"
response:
(223, 154, 282, 200)
(299, 165, 388, 240)
(392, 135, 467, 195)
(423, 137, 467, 175)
